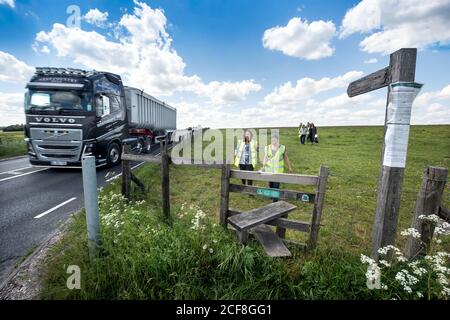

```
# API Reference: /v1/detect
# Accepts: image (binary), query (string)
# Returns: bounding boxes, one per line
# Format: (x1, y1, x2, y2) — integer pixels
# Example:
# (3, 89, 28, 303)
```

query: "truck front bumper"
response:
(27, 139, 107, 168)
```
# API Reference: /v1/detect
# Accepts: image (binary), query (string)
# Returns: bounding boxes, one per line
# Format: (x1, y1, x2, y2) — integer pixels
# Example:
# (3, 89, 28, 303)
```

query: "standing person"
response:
(234, 129, 258, 185)
(313, 123, 319, 143)
(309, 123, 317, 145)
(298, 123, 302, 144)
(300, 123, 308, 145)
(306, 122, 310, 142)
(263, 134, 293, 202)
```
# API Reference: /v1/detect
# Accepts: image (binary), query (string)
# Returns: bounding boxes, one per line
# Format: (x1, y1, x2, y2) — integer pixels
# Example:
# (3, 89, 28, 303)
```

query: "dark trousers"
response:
(239, 164, 253, 185)
(269, 181, 280, 202)
(300, 134, 306, 144)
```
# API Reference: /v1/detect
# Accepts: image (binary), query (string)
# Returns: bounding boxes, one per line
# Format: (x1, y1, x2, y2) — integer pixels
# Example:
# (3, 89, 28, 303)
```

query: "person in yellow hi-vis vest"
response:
(262, 134, 293, 201)
(234, 130, 258, 185)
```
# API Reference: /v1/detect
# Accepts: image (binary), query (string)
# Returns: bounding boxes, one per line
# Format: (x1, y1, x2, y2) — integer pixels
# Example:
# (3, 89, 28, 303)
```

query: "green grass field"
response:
(40, 125, 450, 299)
(0, 131, 26, 159)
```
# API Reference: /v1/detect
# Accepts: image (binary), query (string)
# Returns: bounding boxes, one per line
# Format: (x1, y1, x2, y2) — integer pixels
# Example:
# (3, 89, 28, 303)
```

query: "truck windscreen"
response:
(25, 90, 92, 112)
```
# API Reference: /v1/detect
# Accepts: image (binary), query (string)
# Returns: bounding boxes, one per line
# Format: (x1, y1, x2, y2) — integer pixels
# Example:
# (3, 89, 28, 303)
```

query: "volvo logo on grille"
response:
(35, 117, 76, 124)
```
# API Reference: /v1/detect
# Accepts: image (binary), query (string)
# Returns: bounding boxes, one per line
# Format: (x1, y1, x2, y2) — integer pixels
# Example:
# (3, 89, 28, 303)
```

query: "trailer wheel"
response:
(136, 139, 144, 154)
(145, 138, 152, 153)
(107, 142, 121, 166)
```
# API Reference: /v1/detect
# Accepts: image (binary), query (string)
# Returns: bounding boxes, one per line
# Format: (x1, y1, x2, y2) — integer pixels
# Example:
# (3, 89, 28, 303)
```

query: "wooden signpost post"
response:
(347, 48, 421, 260)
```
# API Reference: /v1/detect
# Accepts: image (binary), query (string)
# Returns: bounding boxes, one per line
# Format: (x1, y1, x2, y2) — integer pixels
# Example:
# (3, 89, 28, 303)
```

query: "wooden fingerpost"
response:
(121, 144, 131, 199)
(404, 166, 448, 260)
(371, 49, 417, 260)
(160, 138, 170, 220)
(347, 48, 419, 260)
(220, 163, 231, 227)
(308, 165, 329, 249)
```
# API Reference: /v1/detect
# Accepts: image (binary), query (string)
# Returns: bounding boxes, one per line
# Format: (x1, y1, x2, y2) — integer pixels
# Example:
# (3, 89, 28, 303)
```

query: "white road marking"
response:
(0, 166, 32, 175)
(0, 168, 49, 182)
(131, 161, 145, 170)
(34, 197, 77, 219)
(105, 161, 145, 183)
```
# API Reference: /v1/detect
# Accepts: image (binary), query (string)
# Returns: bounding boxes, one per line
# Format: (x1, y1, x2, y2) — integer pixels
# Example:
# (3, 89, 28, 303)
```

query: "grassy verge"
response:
(0, 131, 26, 159)
(40, 125, 450, 299)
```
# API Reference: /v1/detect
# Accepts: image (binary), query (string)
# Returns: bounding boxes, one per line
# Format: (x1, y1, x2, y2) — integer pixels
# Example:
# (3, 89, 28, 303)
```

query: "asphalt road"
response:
(0, 145, 161, 285)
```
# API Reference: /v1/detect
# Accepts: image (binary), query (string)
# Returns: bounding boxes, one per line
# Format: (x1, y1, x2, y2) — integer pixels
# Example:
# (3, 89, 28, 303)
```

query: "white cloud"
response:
(317, 92, 374, 108)
(411, 84, 450, 124)
(40, 45, 50, 54)
(35, 1, 260, 105)
(340, 0, 450, 54)
(35, 23, 138, 75)
(262, 17, 336, 60)
(0, 51, 34, 84)
(0, 0, 14, 8)
(262, 71, 364, 106)
(427, 103, 444, 113)
(0, 92, 25, 125)
(195, 80, 262, 105)
(414, 84, 450, 108)
(83, 9, 109, 27)
(364, 58, 377, 64)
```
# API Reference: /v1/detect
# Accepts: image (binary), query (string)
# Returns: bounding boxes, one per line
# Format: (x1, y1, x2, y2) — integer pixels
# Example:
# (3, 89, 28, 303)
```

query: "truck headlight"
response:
(84, 142, 96, 155)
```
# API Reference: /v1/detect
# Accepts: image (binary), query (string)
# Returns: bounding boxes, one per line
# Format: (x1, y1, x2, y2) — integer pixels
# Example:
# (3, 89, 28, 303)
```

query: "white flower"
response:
(380, 260, 391, 267)
(442, 287, 450, 296)
(209, 248, 214, 254)
(401, 228, 421, 239)
(202, 244, 208, 250)
(418, 214, 441, 223)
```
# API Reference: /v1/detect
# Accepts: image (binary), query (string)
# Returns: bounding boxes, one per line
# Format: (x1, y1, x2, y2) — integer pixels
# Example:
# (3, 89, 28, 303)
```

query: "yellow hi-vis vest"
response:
(234, 140, 257, 167)
(265, 144, 285, 173)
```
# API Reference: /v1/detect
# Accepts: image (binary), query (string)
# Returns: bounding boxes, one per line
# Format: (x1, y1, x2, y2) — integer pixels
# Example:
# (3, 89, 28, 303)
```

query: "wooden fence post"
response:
(371, 48, 417, 260)
(404, 166, 448, 260)
(308, 165, 329, 249)
(160, 138, 170, 220)
(220, 164, 231, 227)
(121, 144, 131, 199)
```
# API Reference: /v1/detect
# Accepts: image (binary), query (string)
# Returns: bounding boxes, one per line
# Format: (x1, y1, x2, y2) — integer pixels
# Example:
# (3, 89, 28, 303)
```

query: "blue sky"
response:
(0, 0, 449, 127)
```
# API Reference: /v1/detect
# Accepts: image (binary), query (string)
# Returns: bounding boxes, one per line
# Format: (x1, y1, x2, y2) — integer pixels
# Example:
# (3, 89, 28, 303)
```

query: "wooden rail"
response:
(122, 153, 162, 163)
(229, 184, 315, 203)
(230, 170, 319, 185)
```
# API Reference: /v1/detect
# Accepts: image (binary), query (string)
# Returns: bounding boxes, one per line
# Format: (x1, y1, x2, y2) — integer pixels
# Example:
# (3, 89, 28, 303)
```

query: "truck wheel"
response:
(145, 139, 152, 153)
(107, 142, 121, 166)
(136, 139, 144, 154)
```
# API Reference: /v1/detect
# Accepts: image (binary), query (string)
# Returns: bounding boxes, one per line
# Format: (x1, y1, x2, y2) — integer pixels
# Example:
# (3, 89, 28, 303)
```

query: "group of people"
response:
(298, 122, 318, 145)
(234, 130, 293, 201)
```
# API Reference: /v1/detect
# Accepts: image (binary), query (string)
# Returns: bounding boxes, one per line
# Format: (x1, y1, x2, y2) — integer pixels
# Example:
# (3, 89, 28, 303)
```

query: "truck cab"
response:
(24, 68, 129, 168)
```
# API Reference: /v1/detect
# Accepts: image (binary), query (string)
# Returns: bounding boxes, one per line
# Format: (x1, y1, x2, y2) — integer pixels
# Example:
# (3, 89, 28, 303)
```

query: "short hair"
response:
(271, 134, 279, 141)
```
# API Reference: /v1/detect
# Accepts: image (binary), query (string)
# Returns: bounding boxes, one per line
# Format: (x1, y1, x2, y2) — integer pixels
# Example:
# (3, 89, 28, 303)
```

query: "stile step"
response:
(251, 224, 291, 257)
(227, 201, 297, 231)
